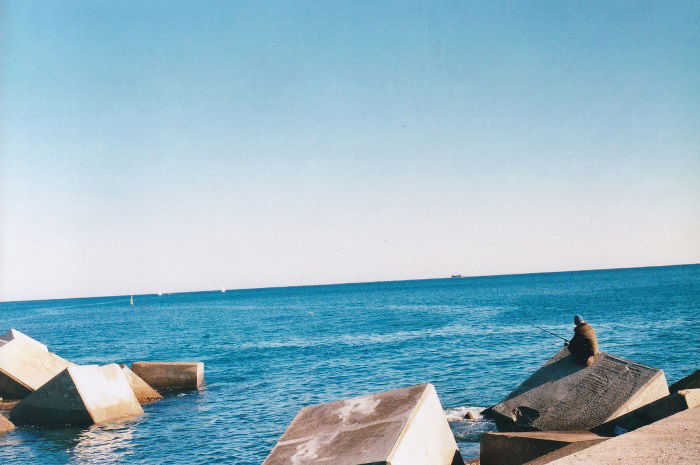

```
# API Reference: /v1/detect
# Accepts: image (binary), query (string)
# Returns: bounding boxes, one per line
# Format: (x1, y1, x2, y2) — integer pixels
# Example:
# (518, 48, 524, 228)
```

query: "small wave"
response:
(446, 405, 497, 443)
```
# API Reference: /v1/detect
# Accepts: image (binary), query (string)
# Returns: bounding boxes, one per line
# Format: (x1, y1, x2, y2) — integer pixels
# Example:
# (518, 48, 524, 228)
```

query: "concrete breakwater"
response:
(260, 348, 698, 465)
(0, 328, 204, 430)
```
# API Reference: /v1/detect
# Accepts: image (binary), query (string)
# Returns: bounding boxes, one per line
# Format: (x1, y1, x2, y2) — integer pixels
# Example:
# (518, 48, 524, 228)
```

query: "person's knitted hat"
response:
(574, 315, 583, 325)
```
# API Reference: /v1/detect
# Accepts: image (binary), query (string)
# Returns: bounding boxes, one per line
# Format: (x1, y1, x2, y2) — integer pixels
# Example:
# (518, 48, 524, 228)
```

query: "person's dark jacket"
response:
(568, 321, 598, 366)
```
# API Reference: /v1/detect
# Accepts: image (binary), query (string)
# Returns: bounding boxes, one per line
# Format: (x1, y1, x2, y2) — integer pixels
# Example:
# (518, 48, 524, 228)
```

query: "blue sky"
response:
(1, 1, 698, 301)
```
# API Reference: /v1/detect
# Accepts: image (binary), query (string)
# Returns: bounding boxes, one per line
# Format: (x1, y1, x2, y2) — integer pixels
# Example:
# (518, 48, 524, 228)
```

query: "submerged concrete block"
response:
(262, 383, 463, 465)
(592, 388, 700, 436)
(0, 329, 72, 399)
(131, 362, 204, 390)
(541, 406, 700, 465)
(480, 430, 607, 465)
(0, 415, 15, 433)
(669, 369, 700, 392)
(121, 366, 163, 404)
(490, 348, 668, 432)
(10, 364, 144, 426)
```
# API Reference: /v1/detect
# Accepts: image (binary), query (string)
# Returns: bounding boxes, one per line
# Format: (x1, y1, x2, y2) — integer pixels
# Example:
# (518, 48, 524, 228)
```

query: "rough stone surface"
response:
(669, 369, 700, 393)
(490, 348, 668, 432)
(10, 364, 144, 426)
(592, 388, 700, 436)
(540, 406, 700, 465)
(262, 383, 463, 465)
(481, 431, 607, 465)
(131, 362, 204, 390)
(0, 329, 72, 399)
(0, 414, 15, 433)
(121, 366, 163, 404)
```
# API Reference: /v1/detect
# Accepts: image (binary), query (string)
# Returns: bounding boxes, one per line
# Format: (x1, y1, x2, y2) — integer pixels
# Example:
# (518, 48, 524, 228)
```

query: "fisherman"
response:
(566, 315, 598, 366)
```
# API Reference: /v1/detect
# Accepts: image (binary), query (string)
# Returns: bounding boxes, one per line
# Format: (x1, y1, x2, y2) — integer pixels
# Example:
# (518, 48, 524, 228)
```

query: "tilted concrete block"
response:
(490, 348, 668, 432)
(262, 383, 464, 465)
(0, 415, 15, 433)
(0, 329, 72, 399)
(480, 430, 607, 465)
(541, 406, 700, 465)
(592, 388, 700, 436)
(131, 362, 204, 390)
(10, 364, 144, 426)
(121, 366, 163, 404)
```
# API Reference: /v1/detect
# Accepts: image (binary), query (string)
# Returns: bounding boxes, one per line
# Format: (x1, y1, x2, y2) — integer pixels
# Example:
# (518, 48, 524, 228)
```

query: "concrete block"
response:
(262, 383, 463, 465)
(0, 329, 48, 351)
(0, 415, 15, 433)
(539, 406, 700, 465)
(490, 348, 668, 432)
(121, 366, 163, 404)
(10, 364, 144, 426)
(0, 329, 72, 399)
(480, 430, 607, 465)
(592, 388, 700, 436)
(669, 369, 700, 392)
(131, 362, 204, 390)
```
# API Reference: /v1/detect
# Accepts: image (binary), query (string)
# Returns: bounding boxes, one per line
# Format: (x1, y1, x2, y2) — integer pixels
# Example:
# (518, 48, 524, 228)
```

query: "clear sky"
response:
(1, 1, 698, 301)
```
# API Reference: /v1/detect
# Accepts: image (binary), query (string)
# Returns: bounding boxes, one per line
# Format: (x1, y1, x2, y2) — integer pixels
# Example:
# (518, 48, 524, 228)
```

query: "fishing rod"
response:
(530, 324, 569, 342)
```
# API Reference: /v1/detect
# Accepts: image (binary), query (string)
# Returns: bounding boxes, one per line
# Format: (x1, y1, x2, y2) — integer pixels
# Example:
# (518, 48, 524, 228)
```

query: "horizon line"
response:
(1, 262, 697, 305)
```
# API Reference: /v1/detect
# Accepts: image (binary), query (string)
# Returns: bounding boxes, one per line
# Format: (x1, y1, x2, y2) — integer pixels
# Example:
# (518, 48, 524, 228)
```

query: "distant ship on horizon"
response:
(451, 274, 463, 279)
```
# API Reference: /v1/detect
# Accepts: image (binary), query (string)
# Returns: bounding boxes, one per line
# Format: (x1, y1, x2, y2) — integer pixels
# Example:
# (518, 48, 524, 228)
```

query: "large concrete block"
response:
(0, 415, 15, 433)
(0, 329, 72, 399)
(540, 406, 700, 465)
(10, 364, 144, 426)
(592, 388, 700, 436)
(121, 366, 163, 404)
(262, 383, 463, 465)
(481, 430, 607, 465)
(131, 362, 204, 390)
(490, 348, 668, 432)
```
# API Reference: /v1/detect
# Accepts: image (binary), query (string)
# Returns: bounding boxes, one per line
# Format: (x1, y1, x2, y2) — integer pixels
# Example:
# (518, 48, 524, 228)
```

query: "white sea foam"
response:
(444, 405, 485, 422)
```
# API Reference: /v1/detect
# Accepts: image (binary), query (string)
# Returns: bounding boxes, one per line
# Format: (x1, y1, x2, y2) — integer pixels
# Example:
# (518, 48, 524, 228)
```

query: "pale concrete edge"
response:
(605, 369, 669, 421)
(67, 366, 99, 423)
(104, 365, 144, 418)
(385, 383, 437, 464)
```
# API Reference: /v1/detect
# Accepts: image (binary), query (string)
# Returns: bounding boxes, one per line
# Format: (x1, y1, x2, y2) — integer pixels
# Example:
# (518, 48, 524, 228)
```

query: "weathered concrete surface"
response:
(262, 383, 463, 465)
(490, 348, 668, 432)
(480, 431, 607, 465)
(10, 364, 143, 426)
(131, 362, 204, 390)
(0, 414, 15, 433)
(540, 406, 700, 465)
(669, 369, 700, 392)
(0, 329, 72, 399)
(592, 388, 700, 436)
(121, 366, 163, 404)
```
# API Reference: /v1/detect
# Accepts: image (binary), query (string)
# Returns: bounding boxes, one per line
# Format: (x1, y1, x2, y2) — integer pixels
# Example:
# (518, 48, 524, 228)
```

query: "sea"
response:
(0, 264, 698, 464)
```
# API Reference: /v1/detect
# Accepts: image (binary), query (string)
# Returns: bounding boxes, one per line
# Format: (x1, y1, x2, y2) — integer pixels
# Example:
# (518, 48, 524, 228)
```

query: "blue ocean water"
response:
(0, 264, 698, 464)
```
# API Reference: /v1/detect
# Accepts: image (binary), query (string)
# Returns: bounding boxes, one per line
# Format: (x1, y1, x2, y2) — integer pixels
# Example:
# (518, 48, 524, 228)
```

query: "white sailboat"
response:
(130, 295, 134, 306)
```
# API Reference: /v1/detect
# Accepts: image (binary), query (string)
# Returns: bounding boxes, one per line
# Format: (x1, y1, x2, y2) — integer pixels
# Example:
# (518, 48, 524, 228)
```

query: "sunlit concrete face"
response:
(543, 406, 700, 465)
(10, 364, 144, 426)
(0, 329, 72, 399)
(490, 347, 669, 432)
(120, 366, 163, 404)
(262, 383, 462, 465)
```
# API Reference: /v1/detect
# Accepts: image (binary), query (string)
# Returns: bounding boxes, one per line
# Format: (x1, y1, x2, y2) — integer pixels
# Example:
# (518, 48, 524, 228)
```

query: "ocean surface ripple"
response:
(0, 265, 698, 463)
